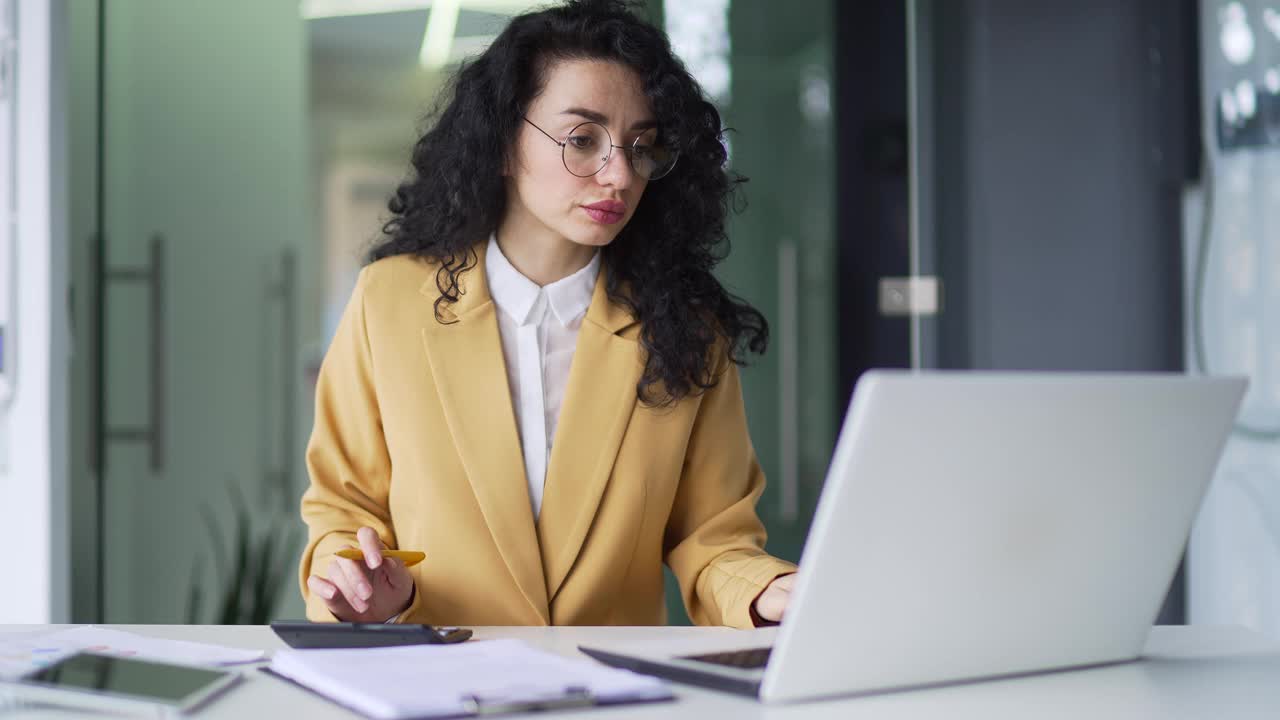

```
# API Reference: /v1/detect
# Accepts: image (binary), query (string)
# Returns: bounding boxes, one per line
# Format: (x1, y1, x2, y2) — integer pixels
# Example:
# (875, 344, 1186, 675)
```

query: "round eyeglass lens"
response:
(630, 133, 677, 180)
(562, 122, 612, 177)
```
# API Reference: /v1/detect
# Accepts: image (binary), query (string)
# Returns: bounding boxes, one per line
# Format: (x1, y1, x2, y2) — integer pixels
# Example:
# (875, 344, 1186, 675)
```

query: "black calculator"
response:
(270, 621, 473, 649)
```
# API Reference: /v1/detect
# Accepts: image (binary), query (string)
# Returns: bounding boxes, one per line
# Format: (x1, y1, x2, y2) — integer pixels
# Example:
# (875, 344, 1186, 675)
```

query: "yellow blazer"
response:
(299, 250, 797, 628)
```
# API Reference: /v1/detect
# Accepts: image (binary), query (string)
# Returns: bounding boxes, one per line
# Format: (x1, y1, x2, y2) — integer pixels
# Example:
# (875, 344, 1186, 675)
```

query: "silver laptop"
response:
(580, 371, 1246, 703)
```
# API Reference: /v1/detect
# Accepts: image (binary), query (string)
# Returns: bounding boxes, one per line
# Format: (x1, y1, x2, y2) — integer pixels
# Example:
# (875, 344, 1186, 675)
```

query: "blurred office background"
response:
(2, 0, 1279, 634)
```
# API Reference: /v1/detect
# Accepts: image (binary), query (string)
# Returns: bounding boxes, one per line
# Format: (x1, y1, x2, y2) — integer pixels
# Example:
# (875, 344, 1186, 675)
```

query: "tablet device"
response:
(3, 651, 240, 715)
(270, 621, 473, 649)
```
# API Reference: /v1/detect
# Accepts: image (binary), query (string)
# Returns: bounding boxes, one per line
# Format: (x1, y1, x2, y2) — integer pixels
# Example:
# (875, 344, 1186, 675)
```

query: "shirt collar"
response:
(486, 234, 541, 325)
(485, 233, 601, 327)
(544, 249, 601, 327)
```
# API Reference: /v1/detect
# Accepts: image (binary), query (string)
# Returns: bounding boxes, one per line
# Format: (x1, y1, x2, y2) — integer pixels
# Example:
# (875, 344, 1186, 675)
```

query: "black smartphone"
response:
(269, 621, 473, 649)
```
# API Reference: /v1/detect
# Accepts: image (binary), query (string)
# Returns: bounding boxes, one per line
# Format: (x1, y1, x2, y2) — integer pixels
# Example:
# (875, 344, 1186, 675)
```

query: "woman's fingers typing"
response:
(307, 574, 358, 618)
(306, 575, 338, 602)
(331, 556, 373, 613)
(754, 573, 797, 623)
(307, 527, 416, 622)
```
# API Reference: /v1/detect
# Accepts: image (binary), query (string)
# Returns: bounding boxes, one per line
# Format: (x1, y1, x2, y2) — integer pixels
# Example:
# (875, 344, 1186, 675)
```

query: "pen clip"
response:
(461, 686, 594, 715)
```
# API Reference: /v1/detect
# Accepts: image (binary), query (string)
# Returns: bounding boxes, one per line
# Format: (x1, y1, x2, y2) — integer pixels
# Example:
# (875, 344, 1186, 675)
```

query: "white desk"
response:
(2, 624, 1279, 718)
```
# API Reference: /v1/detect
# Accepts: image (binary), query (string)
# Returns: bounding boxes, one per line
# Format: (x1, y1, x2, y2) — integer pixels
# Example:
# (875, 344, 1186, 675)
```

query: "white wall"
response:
(0, 0, 70, 623)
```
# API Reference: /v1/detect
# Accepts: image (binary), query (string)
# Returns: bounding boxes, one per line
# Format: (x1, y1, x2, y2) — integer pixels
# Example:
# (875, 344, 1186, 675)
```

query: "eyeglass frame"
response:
(521, 116, 678, 181)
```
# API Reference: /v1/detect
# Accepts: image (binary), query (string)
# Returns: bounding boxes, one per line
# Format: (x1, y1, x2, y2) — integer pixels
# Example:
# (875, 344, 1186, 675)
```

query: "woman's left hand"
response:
(753, 573, 797, 623)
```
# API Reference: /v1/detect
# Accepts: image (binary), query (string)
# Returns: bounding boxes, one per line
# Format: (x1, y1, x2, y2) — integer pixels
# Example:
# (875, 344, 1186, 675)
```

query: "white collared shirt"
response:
(485, 234, 601, 518)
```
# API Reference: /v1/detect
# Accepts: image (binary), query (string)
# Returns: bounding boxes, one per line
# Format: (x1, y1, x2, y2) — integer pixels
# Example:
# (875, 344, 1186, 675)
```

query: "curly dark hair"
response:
(370, 0, 767, 406)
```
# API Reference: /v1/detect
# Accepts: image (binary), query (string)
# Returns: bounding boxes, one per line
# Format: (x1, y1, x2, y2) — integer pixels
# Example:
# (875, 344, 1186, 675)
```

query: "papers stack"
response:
(0, 625, 265, 680)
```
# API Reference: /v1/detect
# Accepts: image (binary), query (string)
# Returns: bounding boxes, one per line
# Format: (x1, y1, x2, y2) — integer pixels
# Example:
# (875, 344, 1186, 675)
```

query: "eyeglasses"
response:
(522, 116, 678, 181)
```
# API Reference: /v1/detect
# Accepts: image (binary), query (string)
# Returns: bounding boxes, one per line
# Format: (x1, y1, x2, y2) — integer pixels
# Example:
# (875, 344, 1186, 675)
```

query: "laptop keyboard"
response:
(681, 646, 772, 669)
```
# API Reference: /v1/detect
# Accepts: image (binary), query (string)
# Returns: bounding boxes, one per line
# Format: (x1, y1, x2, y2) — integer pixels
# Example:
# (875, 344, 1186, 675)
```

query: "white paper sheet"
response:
(0, 625, 265, 679)
(269, 638, 671, 720)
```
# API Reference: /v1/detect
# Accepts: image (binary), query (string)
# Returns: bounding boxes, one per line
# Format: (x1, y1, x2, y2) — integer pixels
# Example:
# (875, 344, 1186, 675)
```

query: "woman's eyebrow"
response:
(560, 106, 658, 130)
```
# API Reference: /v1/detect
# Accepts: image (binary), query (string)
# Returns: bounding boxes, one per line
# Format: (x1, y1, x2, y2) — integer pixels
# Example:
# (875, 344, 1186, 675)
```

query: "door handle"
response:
(778, 240, 799, 523)
(267, 248, 298, 509)
(102, 233, 166, 472)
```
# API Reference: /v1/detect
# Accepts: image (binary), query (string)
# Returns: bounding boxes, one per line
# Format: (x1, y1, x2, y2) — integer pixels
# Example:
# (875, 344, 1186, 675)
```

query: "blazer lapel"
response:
(419, 250, 551, 625)
(538, 271, 643, 604)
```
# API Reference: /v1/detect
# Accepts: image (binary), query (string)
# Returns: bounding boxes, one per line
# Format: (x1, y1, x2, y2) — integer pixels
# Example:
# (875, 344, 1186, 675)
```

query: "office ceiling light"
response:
(303, 0, 532, 20)
(1236, 79, 1258, 119)
(301, 0, 429, 20)
(419, 0, 460, 69)
(1264, 8, 1280, 40)
(1221, 88, 1241, 126)
(1220, 2, 1255, 66)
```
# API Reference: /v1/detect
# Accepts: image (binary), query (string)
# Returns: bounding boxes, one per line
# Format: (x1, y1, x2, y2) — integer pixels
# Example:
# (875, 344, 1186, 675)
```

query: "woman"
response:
(300, 0, 798, 629)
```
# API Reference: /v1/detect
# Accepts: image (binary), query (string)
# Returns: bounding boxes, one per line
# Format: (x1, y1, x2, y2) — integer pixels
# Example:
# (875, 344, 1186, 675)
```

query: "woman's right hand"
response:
(307, 527, 415, 622)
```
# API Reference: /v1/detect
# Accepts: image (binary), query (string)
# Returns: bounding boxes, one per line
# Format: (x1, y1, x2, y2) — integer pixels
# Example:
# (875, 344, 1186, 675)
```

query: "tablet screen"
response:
(22, 652, 233, 705)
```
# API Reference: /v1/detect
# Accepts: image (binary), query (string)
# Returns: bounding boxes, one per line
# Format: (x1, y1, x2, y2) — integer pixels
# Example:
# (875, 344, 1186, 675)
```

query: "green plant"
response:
(186, 482, 300, 625)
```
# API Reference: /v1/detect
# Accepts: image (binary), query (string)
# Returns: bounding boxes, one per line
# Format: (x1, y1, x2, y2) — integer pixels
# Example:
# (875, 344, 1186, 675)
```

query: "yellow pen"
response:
(335, 549, 426, 568)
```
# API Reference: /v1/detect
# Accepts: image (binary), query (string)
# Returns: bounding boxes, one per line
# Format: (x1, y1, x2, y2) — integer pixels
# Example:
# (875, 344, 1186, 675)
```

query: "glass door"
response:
(71, 0, 313, 623)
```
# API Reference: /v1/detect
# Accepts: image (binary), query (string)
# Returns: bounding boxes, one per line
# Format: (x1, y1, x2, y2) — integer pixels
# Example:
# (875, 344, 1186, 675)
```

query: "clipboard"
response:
(262, 639, 673, 719)
(262, 667, 670, 717)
